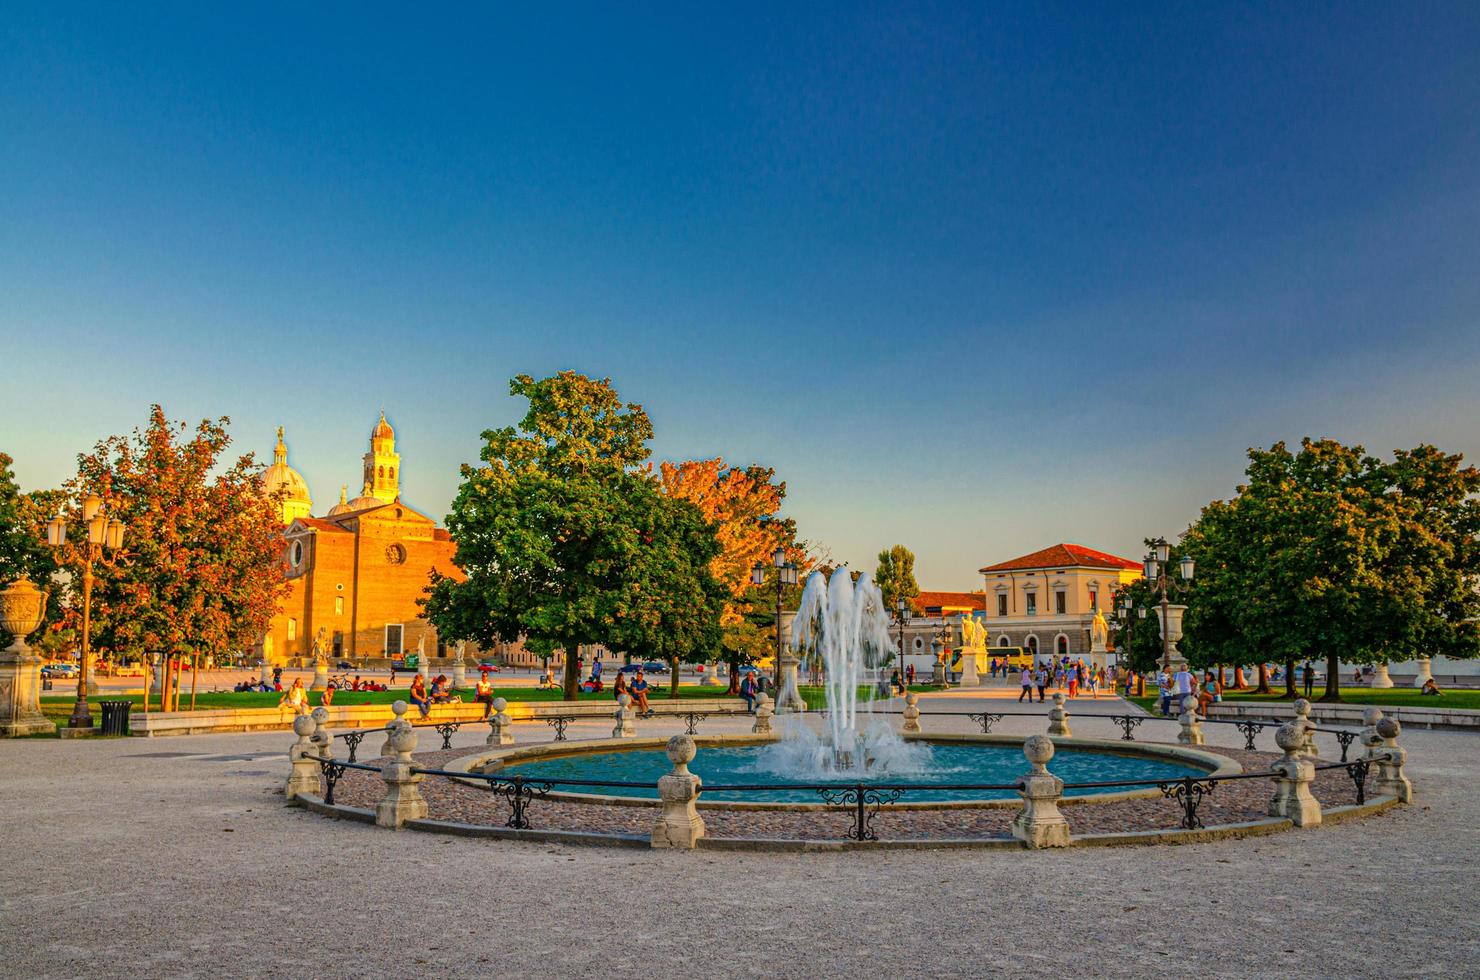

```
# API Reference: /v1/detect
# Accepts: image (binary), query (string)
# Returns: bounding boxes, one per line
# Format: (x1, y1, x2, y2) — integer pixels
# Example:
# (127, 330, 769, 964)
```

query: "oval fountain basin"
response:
(495, 742, 1206, 804)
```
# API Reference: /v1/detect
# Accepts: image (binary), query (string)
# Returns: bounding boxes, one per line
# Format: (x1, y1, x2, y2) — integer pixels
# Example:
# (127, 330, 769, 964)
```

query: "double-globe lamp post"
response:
(46, 494, 126, 733)
(751, 546, 798, 692)
(1143, 537, 1194, 674)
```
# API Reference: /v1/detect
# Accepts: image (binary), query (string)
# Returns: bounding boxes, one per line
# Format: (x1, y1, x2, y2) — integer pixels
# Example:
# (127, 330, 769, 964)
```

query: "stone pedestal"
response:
(451, 661, 467, 690)
(774, 654, 806, 713)
(1412, 658, 1434, 690)
(751, 694, 773, 735)
(0, 578, 53, 737)
(1268, 721, 1322, 827)
(958, 651, 980, 687)
(486, 697, 514, 745)
(1177, 696, 1204, 745)
(284, 713, 321, 801)
(309, 660, 329, 691)
(257, 659, 270, 687)
(310, 706, 333, 761)
(1293, 699, 1318, 757)
(376, 722, 428, 829)
(651, 735, 705, 849)
(1089, 642, 1109, 674)
(1047, 693, 1072, 737)
(612, 693, 636, 738)
(901, 692, 921, 734)
(1012, 735, 1071, 848)
(1368, 663, 1394, 688)
(1371, 718, 1413, 803)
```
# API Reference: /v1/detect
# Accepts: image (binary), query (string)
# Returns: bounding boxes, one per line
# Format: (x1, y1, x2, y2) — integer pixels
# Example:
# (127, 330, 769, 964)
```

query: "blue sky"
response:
(3, 3, 1479, 588)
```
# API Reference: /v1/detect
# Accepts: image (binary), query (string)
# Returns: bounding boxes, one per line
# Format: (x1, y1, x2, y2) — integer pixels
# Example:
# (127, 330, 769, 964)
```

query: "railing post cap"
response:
(292, 714, 315, 737)
(666, 734, 696, 766)
(311, 706, 330, 724)
(391, 700, 408, 718)
(492, 697, 507, 711)
(1376, 717, 1401, 739)
(1023, 734, 1054, 767)
(1362, 706, 1383, 726)
(1293, 698, 1311, 718)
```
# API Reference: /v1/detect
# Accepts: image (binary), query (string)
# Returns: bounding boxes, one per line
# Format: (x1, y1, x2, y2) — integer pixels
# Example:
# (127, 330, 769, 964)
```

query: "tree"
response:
(61, 407, 287, 709)
(874, 545, 921, 615)
(425, 373, 726, 699)
(0, 453, 64, 652)
(656, 458, 802, 692)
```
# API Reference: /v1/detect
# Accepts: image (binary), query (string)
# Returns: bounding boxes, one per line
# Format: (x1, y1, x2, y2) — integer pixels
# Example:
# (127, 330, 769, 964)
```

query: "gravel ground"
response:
(1, 699, 1474, 979)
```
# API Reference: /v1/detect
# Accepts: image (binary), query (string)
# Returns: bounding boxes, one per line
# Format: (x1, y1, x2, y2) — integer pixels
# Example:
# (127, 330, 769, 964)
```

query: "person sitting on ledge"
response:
(630, 669, 653, 718)
(430, 674, 459, 704)
(322, 680, 337, 707)
(613, 670, 629, 702)
(409, 673, 431, 718)
(278, 678, 309, 713)
(1421, 677, 1444, 696)
(474, 671, 494, 719)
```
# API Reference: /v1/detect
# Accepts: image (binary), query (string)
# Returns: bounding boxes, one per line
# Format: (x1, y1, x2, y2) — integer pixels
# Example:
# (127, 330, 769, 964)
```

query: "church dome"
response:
(371, 411, 394, 442)
(259, 428, 312, 521)
(345, 481, 384, 513)
(327, 485, 356, 517)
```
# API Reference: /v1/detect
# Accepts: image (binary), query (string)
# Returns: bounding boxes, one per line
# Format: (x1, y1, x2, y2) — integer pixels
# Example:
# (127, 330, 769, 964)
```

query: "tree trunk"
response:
(669, 656, 680, 697)
(1283, 659, 1297, 699)
(1255, 662, 1271, 694)
(561, 647, 579, 700)
(189, 651, 200, 711)
(1233, 665, 1247, 690)
(1320, 651, 1341, 702)
(727, 653, 741, 695)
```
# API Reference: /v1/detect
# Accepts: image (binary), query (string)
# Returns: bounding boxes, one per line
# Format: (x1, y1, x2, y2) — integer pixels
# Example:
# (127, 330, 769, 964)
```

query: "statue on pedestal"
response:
(309, 627, 330, 691)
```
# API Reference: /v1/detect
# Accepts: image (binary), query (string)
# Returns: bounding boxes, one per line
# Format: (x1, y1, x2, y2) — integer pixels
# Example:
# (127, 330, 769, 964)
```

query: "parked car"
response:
(336, 660, 353, 669)
(42, 663, 79, 678)
(642, 661, 669, 674)
(476, 660, 502, 672)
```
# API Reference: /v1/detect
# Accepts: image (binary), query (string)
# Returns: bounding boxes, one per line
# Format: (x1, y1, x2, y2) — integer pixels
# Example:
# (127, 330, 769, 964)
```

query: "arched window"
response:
(1055, 634, 1069, 656)
(378, 465, 384, 478)
(389, 467, 395, 480)
(1025, 635, 1038, 655)
(998, 636, 1011, 647)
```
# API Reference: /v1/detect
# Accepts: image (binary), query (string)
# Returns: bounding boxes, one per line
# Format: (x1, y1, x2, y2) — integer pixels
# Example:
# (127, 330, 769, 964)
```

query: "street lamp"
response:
(46, 494, 126, 733)
(895, 598, 909, 689)
(1144, 537, 1194, 673)
(751, 546, 798, 698)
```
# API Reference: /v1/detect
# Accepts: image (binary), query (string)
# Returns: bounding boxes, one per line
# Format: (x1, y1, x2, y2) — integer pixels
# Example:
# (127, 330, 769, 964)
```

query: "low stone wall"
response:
(1207, 700, 1479, 732)
(129, 696, 744, 736)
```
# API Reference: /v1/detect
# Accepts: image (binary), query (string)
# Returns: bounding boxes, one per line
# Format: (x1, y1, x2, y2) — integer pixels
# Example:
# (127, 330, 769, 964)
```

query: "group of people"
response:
(1151, 666, 1224, 716)
(611, 668, 655, 717)
(1015, 658, 1110, 703)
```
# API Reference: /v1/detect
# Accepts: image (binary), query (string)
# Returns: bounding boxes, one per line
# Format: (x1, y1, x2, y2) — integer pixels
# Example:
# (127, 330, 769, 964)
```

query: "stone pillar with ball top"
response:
(612, 693, 636, 738)
(1292, 699, 1318, 757)
(381, 700, 409, 757)
(1047, 693, 1072, 737)
(1012, 735, 1071, 848)
(376, 718, 428, 829)
(901, 692, 921, 734)
(0, 577, 54, 737)
(1268, 720, 1322, 827)
(1371, 718, 1413, 803)
(486, 697, 513, 746)
(310, 706, 333, 761)
(285, 713, 321, 801)
(751, 693, 773, 735)
(1177, 695, 1204, 745)
(651, 734, 706, 849)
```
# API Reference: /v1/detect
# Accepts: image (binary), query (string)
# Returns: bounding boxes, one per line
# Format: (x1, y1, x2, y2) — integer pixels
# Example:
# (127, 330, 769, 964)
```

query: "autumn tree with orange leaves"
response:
(657, 458, 807, 693)
(59, 407, 287, 709)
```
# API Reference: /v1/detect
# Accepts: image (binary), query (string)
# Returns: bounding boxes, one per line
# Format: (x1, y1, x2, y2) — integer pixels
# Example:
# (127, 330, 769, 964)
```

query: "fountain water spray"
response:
(754, 568, 932, 777)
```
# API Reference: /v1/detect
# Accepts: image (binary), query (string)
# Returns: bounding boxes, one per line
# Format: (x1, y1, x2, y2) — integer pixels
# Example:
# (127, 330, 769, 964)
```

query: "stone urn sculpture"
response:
(0, 577, 55, 737)
(1156, 604, 1189, 672)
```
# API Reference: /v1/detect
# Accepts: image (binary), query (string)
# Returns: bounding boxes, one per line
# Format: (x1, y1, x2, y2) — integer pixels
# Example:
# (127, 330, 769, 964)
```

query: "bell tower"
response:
(362, 411, 401, 504)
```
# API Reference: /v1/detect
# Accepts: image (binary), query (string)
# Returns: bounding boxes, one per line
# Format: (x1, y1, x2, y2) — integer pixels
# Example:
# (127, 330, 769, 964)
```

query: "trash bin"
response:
(99, 700, 132, 736)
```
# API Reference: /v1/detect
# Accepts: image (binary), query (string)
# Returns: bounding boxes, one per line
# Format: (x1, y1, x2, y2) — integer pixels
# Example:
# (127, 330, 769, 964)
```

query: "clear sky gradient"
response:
(3, 3, 1479, 588)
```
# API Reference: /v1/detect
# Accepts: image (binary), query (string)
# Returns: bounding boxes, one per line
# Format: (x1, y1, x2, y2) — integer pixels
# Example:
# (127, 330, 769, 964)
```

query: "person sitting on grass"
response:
(630, 669, 653, 718)
(1421, 677, 1444, 696)
(278, 678, 309, 713)
(408, 673, 431, 718)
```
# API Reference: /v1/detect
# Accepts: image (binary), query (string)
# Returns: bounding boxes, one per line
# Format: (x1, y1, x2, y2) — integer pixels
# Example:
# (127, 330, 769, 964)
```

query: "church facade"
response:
(255, 415, 510, 666)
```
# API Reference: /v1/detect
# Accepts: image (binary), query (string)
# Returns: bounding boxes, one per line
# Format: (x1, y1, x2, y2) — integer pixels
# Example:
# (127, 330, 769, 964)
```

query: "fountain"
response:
(755, 569, 933, 777)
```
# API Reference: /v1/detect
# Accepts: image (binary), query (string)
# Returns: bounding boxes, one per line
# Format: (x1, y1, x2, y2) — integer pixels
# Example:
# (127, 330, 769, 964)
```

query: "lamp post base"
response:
(60, 724, 96, 739)
(773, 655, 806, 713)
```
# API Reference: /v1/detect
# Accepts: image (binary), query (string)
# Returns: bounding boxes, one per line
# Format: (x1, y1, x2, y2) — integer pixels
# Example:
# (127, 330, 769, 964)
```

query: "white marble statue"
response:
(311, 627, 329, 665)
(1090, 609, 1109, 651)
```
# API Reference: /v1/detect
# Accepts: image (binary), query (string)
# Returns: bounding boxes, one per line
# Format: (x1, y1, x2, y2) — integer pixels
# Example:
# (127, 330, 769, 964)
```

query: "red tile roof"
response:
(978, 543, 1140, 574)
(914, 590, 985, 612)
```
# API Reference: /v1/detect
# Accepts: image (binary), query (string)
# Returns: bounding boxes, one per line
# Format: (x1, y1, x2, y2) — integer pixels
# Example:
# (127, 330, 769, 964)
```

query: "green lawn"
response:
(796, 684, 947, 710)
(1127, 687, 1480, 712)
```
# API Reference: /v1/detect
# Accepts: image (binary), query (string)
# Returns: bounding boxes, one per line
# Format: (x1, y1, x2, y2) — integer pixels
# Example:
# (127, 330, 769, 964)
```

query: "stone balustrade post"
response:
(1371, 718, 1413, 803)
(1012, 735, 1071, 848)
(310, 706, 333, 760)
(1047, 693, 1072, 737)
(651, 734, 705, 849)
(1268, 720, 1322, 827)
(486, 697, 514, 746)
(751, 694, 773, 735)
(375, 718, 428, 829)
(612, 693, 636, 738)
(1177, 695, 1204, 745)
(284, 713, 321, 801)
(381, 700, 409, 757)
(901, 692, 921, 734)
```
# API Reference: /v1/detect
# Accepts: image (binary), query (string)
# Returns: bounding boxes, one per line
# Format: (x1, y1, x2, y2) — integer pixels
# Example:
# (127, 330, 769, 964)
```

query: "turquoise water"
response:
(497, 743, 1204, 803)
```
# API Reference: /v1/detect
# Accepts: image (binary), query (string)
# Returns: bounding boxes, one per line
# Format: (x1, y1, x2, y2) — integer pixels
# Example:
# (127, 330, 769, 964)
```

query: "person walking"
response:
(1157, 669, 1173, 716)
(1034, 664, 1048, 703)
(1018, 664, 1034, 703)
(1302, 661, 1314, 698)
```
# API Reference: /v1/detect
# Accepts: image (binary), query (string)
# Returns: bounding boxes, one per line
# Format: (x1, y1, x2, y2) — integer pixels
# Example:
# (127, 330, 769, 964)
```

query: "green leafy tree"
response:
(874, 545, 921, 616)
(424, 372, 726, 699)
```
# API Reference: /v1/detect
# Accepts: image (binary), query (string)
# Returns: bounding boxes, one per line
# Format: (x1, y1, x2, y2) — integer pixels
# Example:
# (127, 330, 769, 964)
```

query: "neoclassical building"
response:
(978, 543, 1141, 662)
(255, 415, 503, 666)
